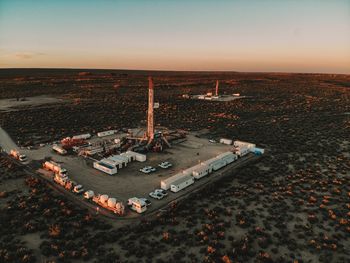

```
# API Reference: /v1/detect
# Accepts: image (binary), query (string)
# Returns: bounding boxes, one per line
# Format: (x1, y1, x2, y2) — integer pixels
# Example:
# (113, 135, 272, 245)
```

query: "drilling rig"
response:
(144, 77, 171, 152)
(215, 80, 219, 96)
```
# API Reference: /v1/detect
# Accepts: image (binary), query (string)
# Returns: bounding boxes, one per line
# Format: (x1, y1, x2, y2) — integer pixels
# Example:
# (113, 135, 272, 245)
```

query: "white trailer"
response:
(43, 161, 68, 176)
(72, 133, 91, 140)
(10, 149, 27, 162)
(218, 152, 237, 164)
(219, 138, 233, 145)
(234, 140, 256, 150)
(103, 156, 126, 169)
(161, 172, 190, 190)
(52, 144, 67, 155)
(192, 163, 212, 179)
(134, 152, 146, 162)
(209, 158, 227, 171)
(235, 147, 250, 157)
(93, 161, 118, 175)
(97, 130, 117, 137)
(170, 174, 194, 193)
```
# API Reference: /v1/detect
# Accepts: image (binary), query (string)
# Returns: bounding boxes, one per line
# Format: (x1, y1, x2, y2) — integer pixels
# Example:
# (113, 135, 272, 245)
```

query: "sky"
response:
(0, 0, 349, 73)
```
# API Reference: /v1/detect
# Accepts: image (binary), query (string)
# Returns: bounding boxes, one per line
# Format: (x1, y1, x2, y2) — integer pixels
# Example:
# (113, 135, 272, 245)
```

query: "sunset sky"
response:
(0, 0, 349, 73)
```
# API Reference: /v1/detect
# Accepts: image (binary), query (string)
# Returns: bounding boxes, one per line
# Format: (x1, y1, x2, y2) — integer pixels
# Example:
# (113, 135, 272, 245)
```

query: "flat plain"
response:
(0, 69, 349, 263)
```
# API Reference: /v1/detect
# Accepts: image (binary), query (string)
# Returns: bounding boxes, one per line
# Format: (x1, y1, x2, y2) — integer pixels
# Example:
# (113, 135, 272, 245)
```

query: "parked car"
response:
(158, 161, 172, 169)
(139, 167, 151, 174)
(154, 189, 168, 196)
(140, 197, 152, 206)
(209, 139, 216, 143)
(149, 191, 165, 200)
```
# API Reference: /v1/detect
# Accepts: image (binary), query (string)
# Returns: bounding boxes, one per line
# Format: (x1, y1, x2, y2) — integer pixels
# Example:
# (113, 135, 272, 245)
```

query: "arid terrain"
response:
(0, 69, 349, 263)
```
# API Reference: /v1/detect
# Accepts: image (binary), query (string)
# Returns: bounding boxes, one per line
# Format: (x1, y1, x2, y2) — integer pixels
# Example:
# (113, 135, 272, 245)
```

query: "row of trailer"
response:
(161, 141, 264, 193)
(160, 151, 238, 192)
(93, 151, 147, 175)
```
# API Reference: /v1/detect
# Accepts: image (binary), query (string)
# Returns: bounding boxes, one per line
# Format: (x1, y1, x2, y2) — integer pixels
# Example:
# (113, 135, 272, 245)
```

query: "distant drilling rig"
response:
(215, 80, 219, 96)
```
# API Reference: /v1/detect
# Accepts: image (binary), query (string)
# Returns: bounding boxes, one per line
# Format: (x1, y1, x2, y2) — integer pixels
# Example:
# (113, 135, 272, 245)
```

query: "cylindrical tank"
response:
(115, 202, 125, 214)
(100, 194, 109, 203)
(107, 198, 116, 208)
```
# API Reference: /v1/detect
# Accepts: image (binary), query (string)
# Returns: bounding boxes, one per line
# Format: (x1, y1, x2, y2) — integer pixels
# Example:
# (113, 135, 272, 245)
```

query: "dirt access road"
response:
(0, 126, 18, 153)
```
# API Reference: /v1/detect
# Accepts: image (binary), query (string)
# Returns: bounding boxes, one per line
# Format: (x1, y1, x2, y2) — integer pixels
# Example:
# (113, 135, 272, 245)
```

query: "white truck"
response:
(10, 149, 27, 162)
(43, 161, 68, 177)
(52, 144, 67, 155)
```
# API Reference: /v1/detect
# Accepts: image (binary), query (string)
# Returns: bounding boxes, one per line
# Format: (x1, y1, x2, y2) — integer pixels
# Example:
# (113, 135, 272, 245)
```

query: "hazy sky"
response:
(1, 0, 349, 73)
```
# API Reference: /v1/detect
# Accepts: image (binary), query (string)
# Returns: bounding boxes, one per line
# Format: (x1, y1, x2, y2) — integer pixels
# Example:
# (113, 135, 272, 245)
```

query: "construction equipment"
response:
(10, 149, 27, 162)
(61, 137, 87, 150)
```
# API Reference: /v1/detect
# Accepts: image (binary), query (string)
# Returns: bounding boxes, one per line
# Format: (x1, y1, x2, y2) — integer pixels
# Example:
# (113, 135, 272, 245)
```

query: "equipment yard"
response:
(17, 130, 259, 217)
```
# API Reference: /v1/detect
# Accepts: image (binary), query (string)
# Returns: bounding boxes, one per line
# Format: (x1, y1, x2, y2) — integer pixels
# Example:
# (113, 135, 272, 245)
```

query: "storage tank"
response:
(107, 198, 117, 208)
(100, 194, 109, 203)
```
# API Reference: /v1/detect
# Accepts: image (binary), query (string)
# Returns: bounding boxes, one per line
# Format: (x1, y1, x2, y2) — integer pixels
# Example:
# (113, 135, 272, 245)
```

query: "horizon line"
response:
(0, 67, 349, 76)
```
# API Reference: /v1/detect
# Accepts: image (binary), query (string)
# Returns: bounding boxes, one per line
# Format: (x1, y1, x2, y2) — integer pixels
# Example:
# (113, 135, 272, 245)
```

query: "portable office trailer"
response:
(170, 174, 194, 193)
(72, 133, 91, 140)
(209, 158, 227, 171)
(161, 172, 190, 190)
(235, 147, 250, 157)
(234, 140, 256, 149)
(219, 152, 237, 164)
(93, 161, 118, 175)
(102, 158, 124, 169)
(219, 138, 233, 145)
(192, 163, 212, 179)
(108, 155, 128, 167)
(134, 152, 146, 162)
(120, 151, 136, 162)
(97, 130, 117, 137)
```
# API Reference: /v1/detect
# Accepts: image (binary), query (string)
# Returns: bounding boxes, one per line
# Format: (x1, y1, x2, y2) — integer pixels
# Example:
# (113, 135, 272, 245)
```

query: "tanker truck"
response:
(91, 194, 125, 215)
(10, 149, 27, 162)
(43, 161, 68, 177)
